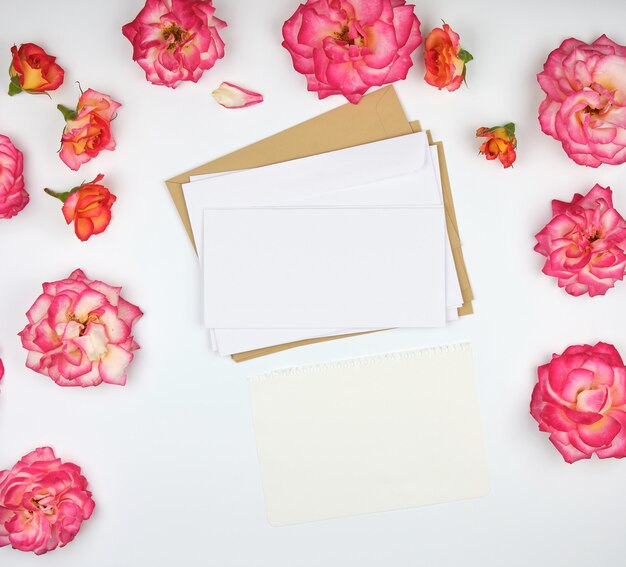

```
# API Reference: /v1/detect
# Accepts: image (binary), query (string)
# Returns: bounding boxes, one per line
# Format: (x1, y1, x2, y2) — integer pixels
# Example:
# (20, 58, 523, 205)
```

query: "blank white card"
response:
(249, 343, 489, 526)
(203, 206, 446, 329)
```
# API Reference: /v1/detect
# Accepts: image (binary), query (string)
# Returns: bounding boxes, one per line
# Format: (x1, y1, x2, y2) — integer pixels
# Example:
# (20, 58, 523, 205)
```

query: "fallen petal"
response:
(212, 82, 263, 108)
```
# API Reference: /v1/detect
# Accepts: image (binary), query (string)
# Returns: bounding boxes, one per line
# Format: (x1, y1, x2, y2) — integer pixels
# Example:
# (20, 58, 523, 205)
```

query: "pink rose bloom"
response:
(537, 34, 626, 167)
(0, 134, 28, 219)
(531, 342, 626, 463)
(19, 269, 142, 387)
(0, 447, 95, 555)
(282, 0, 422, 103)
(122, 0, 226, 88)
(534, 184, 626, 297)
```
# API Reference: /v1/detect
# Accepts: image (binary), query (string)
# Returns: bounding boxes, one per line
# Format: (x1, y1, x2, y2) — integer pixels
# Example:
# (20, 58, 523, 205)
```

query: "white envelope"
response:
(183, 132, 440, 261)
(184, 136, 459, 352)
(203, 206, 447, 329)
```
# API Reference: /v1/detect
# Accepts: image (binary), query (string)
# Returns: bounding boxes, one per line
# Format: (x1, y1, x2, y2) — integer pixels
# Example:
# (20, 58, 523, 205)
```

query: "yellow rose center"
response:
(334, 24, 365, 47)
(68, 312, 100, 336)
(29, 493, 56, 515)
(162, 23, 189, 50)
(588, 231, 601, 243)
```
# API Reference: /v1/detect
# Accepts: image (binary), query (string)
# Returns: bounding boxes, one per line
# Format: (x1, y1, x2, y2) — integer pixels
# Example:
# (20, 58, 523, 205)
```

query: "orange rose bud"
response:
(45, 174, 116, 241)
(424, 23, 472, 92)
(9, 43, 65, 95)
(476, 123, 517, 168)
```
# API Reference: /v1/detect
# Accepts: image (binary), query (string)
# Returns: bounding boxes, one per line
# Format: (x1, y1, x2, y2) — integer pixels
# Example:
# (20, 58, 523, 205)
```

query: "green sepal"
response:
(484, 123, 515, 134)
(458, 48, 473, 64)
(44, 184, 81, 203)
(479, 123, 517, 149)
(458, 48, 473, 87)
(57, 103, 78, 121)
(8, 75, 22, 96)
(502, 122, 516, 138)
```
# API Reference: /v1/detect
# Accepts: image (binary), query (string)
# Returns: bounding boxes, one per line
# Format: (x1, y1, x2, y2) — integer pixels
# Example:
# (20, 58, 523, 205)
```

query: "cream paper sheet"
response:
(249, 343, 489, 526)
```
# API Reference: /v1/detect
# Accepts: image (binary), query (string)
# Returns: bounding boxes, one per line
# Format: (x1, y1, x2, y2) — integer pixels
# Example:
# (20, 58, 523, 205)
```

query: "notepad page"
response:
(249, 343, 489, 526)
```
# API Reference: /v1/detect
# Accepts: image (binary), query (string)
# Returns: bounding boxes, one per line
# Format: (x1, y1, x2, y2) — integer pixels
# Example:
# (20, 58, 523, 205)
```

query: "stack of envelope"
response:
(166, 86, 473, 361)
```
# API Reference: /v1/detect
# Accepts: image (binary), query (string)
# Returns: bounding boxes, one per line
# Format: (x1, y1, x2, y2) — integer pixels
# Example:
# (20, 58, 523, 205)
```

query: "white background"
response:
(1, 0, 626, 565)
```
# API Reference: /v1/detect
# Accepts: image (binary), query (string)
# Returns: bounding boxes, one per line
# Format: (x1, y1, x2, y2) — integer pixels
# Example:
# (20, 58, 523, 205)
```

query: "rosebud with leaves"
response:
(45, 174, 116, 241)
(424, 23, 472, 91)
(476, 123, 517, 168)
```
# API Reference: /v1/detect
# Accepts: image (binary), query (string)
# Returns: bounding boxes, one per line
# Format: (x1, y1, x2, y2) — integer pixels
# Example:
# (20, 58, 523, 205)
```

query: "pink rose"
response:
(537, 34, 626, 167)
(282, 0, 422, 103)
(122, 0, 226, 88)
(0, 447, 95, 555)
(534, 184, 626, 297)
(531, 342, 626, 463)
(0, 134, 28, 219)
(19, 269, 142, 387)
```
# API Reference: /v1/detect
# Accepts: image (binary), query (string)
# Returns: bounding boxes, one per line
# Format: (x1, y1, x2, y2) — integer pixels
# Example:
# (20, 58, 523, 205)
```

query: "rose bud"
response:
(45, 174, 116, 241)
(58, 88, 121, 171)
(476, 123, 517, 168)
(424, 23, 472, 91)
(8, 43, 64, 95)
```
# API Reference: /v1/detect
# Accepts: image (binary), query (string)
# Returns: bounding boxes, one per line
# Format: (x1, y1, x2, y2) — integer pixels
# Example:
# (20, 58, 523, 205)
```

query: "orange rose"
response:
(9, 43, 64, 95)
(45, 174, 116, 241)
(423, 23, 472, 91)
(58, 89, 121, 171)
(476, 123, 517, 168)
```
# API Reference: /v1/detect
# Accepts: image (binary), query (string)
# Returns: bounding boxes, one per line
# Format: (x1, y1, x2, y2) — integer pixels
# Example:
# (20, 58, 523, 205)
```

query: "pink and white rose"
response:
(19, 269, 142, 387)
(282, 0, 422, 103)
(534, 184, 626, 297)
(0, 447, 95, 555)
(531, 342, 626, 463)
(122, 0, 226, 88)
(537, 34, 626, 167)
(0, 134, 28, 219)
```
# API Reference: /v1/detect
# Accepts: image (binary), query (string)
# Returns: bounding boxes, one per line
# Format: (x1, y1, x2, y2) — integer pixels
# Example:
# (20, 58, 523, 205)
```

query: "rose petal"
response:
(211, 82, 263, 109)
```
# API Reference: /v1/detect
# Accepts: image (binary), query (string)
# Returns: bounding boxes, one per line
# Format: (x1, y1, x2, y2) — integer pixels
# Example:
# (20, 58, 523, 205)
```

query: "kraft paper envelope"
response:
(165, 86, 473, 361)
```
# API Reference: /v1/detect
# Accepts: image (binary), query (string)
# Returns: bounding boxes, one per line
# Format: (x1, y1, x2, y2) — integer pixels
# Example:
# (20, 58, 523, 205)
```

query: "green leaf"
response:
(458, 48, 474, 64)
(57, 104, 78, 121)
(8, 75, 22, 96)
